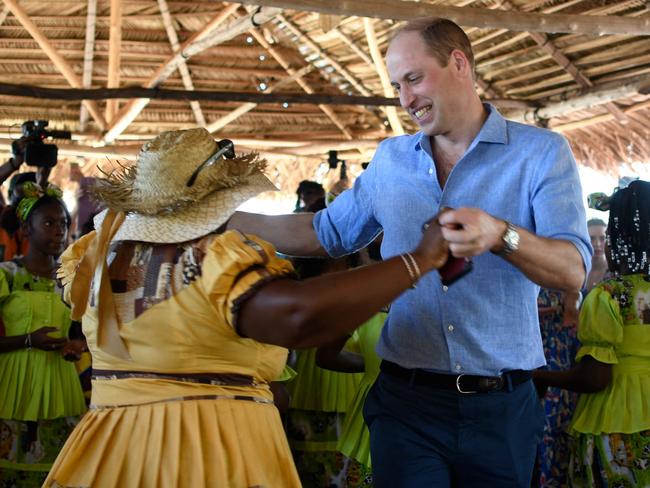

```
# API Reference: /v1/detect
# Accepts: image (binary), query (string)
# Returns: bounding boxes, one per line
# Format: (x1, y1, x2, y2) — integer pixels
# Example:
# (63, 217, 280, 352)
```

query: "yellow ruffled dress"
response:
(44, 230, 302, 488)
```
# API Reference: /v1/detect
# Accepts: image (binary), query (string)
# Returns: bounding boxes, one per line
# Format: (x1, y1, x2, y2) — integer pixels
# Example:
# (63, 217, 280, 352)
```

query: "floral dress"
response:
(535, 288, 580, 487)
(569, 274, 650, 487)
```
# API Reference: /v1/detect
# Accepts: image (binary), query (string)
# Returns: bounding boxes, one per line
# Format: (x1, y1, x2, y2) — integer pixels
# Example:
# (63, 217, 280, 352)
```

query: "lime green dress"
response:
(0, 261, 86, 485)
(337, 312, 387, 469)
(569, 274, 650, 487)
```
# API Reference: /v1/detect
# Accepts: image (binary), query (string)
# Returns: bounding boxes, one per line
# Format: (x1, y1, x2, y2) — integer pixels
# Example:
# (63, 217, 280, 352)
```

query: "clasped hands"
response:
(415, 208, 507, 271)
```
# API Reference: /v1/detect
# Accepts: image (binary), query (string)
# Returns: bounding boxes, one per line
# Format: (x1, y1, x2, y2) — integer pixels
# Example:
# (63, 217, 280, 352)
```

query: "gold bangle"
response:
(399, 254, 418, 289)
(404, 252, 422, 283)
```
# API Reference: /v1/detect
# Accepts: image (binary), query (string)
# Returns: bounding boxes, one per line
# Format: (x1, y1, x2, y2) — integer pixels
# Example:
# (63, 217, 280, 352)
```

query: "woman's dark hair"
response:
(25, 196, 71, 229)
(607, 180, 650, 275)
(295, 180, 325, 212)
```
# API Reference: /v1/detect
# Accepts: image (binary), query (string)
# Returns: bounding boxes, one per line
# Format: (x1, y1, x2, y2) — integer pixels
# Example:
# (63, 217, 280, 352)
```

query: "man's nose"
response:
(399, 86, 415, 108)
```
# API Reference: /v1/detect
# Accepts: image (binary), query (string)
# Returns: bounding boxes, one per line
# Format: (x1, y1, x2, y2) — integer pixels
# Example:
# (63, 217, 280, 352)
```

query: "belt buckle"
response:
(455, 374, 478, 394)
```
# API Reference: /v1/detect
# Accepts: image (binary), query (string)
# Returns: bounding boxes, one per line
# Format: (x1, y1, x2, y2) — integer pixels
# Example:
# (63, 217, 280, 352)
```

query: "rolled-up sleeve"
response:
(530, 133, 593, 276)
(313, 156, 382, 257)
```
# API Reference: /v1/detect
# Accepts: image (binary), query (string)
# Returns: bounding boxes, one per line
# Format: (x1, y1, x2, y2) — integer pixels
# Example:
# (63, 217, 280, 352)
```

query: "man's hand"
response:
(438, 208, 506, 258)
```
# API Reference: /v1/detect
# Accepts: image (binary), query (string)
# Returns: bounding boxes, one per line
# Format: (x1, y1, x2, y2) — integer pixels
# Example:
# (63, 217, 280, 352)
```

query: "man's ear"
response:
(450, 49, 470, 77)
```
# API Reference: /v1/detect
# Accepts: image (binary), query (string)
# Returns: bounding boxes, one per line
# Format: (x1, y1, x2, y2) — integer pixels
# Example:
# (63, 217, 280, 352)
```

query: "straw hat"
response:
(93, 128, 276, 243)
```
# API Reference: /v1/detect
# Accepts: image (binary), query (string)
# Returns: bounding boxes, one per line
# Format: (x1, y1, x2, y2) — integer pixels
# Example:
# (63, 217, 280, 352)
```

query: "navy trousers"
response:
(363, 368, 544, 487)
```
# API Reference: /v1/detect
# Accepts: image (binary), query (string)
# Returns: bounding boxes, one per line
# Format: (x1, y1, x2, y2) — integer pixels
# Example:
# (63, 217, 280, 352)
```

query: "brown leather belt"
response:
(380, 361, 531, 394)
(91, 369, 262, 387)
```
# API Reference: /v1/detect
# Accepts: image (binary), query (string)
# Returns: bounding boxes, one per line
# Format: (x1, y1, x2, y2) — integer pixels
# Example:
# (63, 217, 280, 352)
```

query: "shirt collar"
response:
(413, 103, 508, 152)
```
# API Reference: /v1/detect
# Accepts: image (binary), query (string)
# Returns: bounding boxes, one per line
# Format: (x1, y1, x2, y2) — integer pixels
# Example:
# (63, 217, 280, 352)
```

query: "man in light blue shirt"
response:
(231, 17, 590, 487)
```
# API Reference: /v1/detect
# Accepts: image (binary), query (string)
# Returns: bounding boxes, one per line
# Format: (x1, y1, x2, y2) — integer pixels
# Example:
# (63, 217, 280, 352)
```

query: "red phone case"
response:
(438, 255, 473, 286)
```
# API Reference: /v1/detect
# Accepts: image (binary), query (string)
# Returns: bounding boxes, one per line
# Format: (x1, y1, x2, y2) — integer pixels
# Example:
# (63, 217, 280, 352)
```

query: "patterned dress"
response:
(535, 289, 580, 487)
(569, 274, 650, 487)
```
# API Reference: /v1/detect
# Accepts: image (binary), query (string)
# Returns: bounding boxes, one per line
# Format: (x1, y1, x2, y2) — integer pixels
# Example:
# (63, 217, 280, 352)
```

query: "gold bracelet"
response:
(404, 252, 422, 283)
(399, 254, 418, 289)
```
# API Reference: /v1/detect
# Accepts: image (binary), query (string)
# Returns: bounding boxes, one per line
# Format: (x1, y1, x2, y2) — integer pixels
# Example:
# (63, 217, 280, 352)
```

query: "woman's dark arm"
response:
(316, 335, 364, 373)
(237, 220, 449, 349)
(533, 355, 612, 394)
(0, 326, 67, 353)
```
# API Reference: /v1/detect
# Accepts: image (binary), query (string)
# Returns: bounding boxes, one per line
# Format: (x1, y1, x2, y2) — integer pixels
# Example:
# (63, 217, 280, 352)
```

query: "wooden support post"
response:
(106, 0, 122, 121)
(80, 0, 97, 132)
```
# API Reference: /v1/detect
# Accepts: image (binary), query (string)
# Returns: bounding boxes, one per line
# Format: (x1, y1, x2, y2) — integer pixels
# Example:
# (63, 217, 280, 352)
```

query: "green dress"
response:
(0, 261, 86, 486)
(569, 274, 650, 487)
(337, 312, 386, 469)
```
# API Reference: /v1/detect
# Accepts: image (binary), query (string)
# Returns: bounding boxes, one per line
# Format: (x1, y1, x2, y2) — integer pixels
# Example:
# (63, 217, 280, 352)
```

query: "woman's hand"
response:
(30, 327, 67, 351)
(61, 339, 87, 361)
(412, 217, 450, 272)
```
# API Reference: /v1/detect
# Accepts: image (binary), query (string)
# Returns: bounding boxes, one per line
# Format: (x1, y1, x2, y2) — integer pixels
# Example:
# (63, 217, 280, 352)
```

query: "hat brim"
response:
(94, 173, 277, 244)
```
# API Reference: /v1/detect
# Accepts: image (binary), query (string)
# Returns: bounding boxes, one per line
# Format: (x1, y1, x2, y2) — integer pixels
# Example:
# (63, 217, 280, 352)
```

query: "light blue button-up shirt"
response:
(314, 105, 592, 376)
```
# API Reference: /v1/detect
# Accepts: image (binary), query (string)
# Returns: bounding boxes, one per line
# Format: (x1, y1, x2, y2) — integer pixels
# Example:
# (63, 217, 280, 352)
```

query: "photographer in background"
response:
(0, 121, 70, 262)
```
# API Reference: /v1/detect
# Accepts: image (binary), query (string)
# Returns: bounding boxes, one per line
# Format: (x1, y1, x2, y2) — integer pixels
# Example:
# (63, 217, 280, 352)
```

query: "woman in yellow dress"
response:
(44, 128, 450, 488)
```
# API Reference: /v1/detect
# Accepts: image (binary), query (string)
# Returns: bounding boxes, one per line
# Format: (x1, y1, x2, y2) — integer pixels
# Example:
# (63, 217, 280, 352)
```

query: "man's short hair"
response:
(393, 17, 475, 75)
(587, 218, 606, 228)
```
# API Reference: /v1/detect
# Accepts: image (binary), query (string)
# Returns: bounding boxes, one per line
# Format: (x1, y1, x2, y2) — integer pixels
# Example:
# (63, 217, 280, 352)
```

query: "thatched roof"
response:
(0, 0, 648, 193)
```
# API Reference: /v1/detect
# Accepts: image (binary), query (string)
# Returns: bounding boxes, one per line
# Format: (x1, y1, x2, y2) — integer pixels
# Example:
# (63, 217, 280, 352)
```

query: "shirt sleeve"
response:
(313, 148, 382, 257)
(530, 132, 593, 278)
(575, 285, 623, 364)
(200, 230, 295, 330)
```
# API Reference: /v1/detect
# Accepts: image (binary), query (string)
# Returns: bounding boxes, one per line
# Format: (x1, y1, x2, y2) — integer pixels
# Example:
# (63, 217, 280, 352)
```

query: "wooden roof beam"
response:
(0, 6, 10, 26)
(2, 0, 107, 131)
(236, 0, 650, 36)
(157, 0, 206, 127)
(102, 4, 279, 144)
(497, 0, 630, 125)
(508, 73, 650, 123)
(551, 99, 650, 133)
(247, 27, 353, 139)
(106, 0, 122, 121)
(363, 18, 403, 136)
(205, 64, 312, 133)
(79, 0, 97, 132)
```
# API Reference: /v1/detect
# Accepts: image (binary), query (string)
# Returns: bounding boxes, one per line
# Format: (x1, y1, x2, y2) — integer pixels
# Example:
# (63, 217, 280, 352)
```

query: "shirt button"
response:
(447, 324, 454, 332)
(442, 285, 449, 292)
(455, 363, 462, 372)
(428, 168, 433, 175)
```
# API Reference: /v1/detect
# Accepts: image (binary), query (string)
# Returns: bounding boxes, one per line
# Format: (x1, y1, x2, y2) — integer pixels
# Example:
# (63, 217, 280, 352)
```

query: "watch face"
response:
(504, 226, 520, 251)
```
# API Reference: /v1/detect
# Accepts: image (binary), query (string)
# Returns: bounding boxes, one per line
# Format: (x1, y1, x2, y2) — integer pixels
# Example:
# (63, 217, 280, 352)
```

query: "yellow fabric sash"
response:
(70, 209, 131, 360)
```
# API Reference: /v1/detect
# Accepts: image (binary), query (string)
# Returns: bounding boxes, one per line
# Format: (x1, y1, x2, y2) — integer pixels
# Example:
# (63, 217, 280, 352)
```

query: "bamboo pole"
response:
(235, 0, 650, 36)
(106, 0, 122, 121)
(79, 0, 97, 132)
(363, 18, 403, 135)
(2, 0, 107, 131)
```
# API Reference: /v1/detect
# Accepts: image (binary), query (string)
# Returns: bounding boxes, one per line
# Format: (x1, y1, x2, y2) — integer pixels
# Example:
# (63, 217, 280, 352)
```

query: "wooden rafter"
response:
(205, 65, 312, 133)
(157, 0, 206, 127)
(362, 18, 403, 135)
(106, 0, 122, 121)
(247, 27, 353, 139)
(552, 99, 650, 132)
(2, 0, 107, 131)
(0, 6, 10, 26)
(236, 0, 650, 36)
(103, 4, 279, 143)
(508, 74, 650, 123)
(79, 0, 97, 132)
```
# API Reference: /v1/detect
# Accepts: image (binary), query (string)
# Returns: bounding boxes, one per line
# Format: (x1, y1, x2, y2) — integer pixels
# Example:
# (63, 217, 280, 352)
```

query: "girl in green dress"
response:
(0, 183, 86, 486)
(534, 180, 650, 487)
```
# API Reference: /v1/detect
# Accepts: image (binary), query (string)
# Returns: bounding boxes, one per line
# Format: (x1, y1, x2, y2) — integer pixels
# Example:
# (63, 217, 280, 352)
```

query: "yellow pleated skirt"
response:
(44, 380, 301, 488)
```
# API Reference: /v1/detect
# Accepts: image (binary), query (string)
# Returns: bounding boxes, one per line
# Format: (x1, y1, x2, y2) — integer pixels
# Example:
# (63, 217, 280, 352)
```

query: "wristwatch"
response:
(496, 221, 520, 256)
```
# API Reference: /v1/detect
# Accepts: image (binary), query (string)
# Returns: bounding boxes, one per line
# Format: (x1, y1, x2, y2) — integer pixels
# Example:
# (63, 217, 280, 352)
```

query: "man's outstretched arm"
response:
(228, 211, 328, 257)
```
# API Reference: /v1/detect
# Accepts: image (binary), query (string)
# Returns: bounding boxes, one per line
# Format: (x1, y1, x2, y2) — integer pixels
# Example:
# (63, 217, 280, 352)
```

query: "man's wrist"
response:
(491, 220, 520, 256)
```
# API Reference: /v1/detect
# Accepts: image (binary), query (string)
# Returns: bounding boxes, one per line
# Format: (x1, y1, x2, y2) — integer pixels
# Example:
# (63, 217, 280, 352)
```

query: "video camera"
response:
(11, 120, 72, 168)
